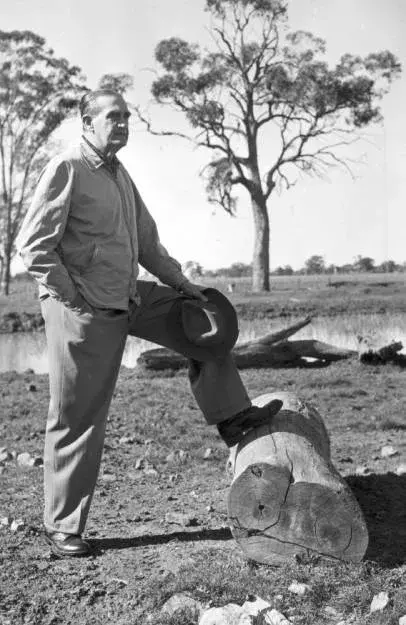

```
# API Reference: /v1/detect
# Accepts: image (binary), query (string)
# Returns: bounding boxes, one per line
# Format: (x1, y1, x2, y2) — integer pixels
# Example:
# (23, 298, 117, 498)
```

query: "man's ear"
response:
(82, 114, 93, 133)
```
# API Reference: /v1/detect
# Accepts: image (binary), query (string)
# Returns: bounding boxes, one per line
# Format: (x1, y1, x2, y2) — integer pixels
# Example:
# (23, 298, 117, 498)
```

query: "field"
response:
(1, 274, 406, 624)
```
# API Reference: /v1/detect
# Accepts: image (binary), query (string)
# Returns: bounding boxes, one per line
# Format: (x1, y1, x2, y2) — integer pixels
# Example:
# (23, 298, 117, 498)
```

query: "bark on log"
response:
(227, 391, 369, 565)
(136, 317, 356, 371)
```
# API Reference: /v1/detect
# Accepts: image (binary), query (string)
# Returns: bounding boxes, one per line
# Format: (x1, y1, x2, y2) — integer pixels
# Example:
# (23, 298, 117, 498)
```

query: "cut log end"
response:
(228, 463, 368, 564)
(227, 391, 369, 565)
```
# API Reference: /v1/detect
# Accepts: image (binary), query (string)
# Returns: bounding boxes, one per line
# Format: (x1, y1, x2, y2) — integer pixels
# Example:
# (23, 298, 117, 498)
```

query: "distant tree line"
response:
(181, 254, 405, 279)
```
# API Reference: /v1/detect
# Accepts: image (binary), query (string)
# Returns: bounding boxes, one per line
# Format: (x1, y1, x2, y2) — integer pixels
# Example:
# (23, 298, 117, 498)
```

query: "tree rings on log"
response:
(227, 392, 368, 565)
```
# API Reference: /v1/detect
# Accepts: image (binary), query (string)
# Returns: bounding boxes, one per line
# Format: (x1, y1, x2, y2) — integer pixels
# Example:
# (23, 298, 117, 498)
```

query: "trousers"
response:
(40, 280, 251, 533)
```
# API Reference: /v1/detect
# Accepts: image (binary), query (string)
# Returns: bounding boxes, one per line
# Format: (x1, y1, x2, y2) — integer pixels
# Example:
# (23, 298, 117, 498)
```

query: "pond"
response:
(0, 312, 405, 374)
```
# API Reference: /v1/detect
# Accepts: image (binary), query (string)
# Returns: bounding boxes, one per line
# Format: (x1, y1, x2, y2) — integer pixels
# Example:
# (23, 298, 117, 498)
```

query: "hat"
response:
(167, 288, 239, 361)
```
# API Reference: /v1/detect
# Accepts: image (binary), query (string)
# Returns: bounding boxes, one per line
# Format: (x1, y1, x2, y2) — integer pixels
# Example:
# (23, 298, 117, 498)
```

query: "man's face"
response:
(85, 94, 131, 154)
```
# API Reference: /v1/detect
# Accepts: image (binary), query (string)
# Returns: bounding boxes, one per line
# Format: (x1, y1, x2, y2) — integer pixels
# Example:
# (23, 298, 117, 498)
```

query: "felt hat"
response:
(167, 288, 239, 361)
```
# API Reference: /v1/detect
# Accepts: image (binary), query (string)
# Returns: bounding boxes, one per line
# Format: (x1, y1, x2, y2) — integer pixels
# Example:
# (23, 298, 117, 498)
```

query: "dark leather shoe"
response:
(44, 530, 91, 557)
(217, 399, 283, 447)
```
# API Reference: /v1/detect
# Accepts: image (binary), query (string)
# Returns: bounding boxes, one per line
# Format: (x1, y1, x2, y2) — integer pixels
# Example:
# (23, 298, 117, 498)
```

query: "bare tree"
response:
(135, 0, 401, 291)
(0, 30, 86, 294)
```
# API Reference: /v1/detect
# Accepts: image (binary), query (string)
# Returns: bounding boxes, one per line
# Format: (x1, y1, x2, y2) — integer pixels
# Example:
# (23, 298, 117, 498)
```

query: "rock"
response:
(263, 609, 292, 625)
(288, 582, 310, 595)
(206, 505, 215, 513)
(381, 445, 399, 458)
(17, 452, 36, 467)
(395, 464, 406, 476)
(1, 516, 11, 526)
(10, 519, 25, 532)
(241, 595, 272, 616)
(144, 464, 159, 477)
(135, 458, 145, 470)
(399, 615, 406, 625)
(166, 449, 190, 464)
(165, 512, 200, 527)
(370, 591, 390, 613)
(101, 472, 117, 482)
(161, 593, 203, 618)
(199, 604, 251, 625)
(119, 436, 135, 445)
(324, 606, 340, 617)
(355, 465, 371, 476)
(199, 602, 291, 625)
(203, 448, 214, 459)
(168, 474, 178, 484)
(0, 449, 12, 463)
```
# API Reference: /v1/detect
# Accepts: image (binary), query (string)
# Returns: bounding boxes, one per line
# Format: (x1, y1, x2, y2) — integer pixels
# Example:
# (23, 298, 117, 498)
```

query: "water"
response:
(0, 333, 156, 374)
(0, 312, 405, 374)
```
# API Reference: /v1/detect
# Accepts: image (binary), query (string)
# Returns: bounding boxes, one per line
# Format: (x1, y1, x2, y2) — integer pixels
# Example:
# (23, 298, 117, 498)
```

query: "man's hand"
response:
(179, 281, 208, 302)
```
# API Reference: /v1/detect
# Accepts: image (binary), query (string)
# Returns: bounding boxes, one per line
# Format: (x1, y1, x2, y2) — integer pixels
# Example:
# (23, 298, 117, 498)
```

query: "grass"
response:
(1, 360, 406, 624)
(1, 272, 406, 319)
(1, 274, 406, 623)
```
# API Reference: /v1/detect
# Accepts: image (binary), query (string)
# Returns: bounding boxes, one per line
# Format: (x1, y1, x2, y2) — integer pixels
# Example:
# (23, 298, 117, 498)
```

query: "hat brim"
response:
(166, 288, 239, 362)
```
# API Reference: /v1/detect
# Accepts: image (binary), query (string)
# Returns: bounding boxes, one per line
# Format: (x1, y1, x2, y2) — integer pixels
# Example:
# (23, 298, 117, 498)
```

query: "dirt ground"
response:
(1, 358, 406, 624)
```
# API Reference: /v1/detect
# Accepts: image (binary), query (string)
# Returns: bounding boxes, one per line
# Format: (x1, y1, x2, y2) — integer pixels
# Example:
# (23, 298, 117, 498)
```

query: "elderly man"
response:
(17, 89, 282, 558)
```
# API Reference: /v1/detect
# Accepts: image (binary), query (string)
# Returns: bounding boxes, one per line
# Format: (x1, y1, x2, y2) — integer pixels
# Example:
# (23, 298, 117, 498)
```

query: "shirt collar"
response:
(80, 136, 120, 176)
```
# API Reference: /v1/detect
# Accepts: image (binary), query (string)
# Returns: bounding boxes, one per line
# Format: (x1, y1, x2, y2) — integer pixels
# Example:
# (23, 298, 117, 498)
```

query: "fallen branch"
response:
(136, 317, 357, 371)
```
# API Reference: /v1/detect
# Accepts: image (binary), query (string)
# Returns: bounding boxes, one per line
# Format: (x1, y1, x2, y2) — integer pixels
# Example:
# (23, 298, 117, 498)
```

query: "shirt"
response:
(16, 139, 188, 310)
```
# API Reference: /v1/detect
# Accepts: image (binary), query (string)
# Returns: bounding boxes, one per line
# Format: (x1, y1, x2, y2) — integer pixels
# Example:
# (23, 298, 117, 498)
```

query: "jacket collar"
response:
(80, 136, 120, 176)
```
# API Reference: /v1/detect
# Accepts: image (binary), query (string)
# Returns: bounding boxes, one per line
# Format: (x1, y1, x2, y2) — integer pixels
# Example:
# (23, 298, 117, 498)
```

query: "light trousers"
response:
(41, 280, 250, 534)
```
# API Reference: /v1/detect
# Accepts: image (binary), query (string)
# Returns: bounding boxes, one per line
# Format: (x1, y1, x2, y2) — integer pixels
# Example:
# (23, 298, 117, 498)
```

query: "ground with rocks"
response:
(1, 358, 406, 624)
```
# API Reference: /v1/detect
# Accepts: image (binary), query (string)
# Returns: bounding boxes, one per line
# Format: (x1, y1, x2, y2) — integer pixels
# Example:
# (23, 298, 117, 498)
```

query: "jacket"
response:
(16, 140, 187, 309)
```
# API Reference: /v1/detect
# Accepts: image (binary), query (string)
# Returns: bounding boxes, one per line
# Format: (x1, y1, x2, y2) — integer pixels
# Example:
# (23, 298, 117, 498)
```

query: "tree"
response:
(274, 264, 293, 275)
(182, 259, 204, 278)
(98, 73, 134, 95)
(0, 30, 86, 294)
(354, 255, 375, 273)
(304, 254, 325, 274)
(377, 259, 398, 273)
(138, 0, 400, 291)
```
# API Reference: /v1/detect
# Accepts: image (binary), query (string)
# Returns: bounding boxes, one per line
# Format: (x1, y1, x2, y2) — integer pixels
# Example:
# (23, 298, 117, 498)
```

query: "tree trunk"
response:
(2, 244, 11, 295)
(227, 391, 369, 565)
(251, 193, 270, 292)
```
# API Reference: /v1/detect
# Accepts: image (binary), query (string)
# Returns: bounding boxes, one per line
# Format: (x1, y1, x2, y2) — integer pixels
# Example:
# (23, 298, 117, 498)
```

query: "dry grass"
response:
(1, 360, 406, 624)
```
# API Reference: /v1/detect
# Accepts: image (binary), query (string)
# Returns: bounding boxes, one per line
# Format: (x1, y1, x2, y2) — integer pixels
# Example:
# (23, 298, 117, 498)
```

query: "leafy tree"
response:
(138, 0, 400, 291)
(218, 261, 252, 277)
(354, 255, 375, 272)
(304, 254, 325, 274)
(377, 259, 398, 273)
(0, 30, 86, 294)
(98, 73, 134, 95)
(274, 264, 293, 275)
(182, 259, 204, 278)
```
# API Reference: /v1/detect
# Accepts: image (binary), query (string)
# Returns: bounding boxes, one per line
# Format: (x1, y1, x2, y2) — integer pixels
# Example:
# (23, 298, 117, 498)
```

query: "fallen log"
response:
(136, 317, 356, 371)
(227, 391, 369, 565)
(358, 336, 405, 365)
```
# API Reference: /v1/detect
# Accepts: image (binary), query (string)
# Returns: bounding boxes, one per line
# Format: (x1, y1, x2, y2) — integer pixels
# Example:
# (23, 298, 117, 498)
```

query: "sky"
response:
(4, 0, 406, 271)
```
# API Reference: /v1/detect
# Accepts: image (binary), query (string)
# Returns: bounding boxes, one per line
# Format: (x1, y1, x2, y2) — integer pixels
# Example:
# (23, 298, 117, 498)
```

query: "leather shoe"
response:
(44, 530, 91, 557)
(217, 399, 283, 447)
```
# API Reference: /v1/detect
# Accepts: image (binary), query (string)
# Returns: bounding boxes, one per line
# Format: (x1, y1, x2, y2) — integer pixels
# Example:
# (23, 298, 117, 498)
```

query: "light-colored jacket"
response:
(17, 140, 187, 309)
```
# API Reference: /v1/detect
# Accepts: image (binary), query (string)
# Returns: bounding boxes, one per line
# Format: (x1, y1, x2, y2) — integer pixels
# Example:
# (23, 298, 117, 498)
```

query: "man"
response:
(17, 89, 282, 558)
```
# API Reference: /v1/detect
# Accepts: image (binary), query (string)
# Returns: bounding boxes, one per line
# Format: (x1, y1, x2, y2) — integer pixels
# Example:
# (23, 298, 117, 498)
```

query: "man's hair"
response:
(79, 89, 122, 118)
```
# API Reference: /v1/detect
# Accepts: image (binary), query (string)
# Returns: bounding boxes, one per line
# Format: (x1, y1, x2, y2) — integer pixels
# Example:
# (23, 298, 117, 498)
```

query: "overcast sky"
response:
(5, 0, 406, 270)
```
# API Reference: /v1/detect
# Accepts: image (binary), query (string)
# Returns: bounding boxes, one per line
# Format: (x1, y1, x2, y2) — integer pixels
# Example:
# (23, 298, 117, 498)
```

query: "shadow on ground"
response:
(347, 472, 406, 566)
(91, 475, 406, 567)
(90, 526, 232, 554)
